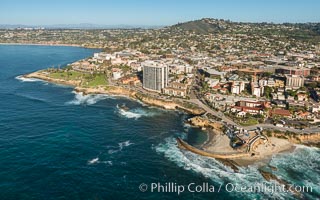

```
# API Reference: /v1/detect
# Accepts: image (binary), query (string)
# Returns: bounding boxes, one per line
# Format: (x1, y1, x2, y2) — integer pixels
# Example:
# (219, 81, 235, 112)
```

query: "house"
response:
(270, 109, 292, 118)
(297, 93, 308, 101)
(295, 111, 313, 120)
(310, 103, 320, 113)
(231, 100, 267, 115)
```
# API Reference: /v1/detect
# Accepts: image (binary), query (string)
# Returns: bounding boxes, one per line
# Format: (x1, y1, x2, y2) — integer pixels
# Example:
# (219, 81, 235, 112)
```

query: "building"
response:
(163, 82, 188, 97)
(252, 85, 264, 97)
(203, 68, 226, 78)
(112, 68, 123, 80)
(205, 78, 219, 87)
(120, 76, 141, 85)
(274, 78, 285, 88)
(270, 109, 292, 118)
(231, 100, 267, 115)
(231, 81, 245, 94)
(142, 61, 168, 92)
(275, 67, 310, 76)
(285, 75, 304, 89)
(250, 75, 264, 97)
(259, 78, 275, 87)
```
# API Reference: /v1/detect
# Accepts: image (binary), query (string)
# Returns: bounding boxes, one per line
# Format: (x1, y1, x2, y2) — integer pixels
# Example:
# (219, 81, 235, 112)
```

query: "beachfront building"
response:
(163, 82, 188, 97)
(142, 61, 168, 92)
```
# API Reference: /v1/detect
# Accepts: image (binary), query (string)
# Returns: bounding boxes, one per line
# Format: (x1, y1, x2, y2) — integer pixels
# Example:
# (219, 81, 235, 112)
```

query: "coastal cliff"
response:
(271, 131, 320, 146)
(75, 86, 136, 97)
(75, 87, 205, 115)
(23, 71, 205, 115)
(188, 116, 222, 130)
(24, 71, 81, 86)
(134, 93, 205, 115)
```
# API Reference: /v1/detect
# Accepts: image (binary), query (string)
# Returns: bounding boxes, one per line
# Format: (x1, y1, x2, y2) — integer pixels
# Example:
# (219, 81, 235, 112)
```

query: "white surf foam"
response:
(155, 136, 294, 199)
(116, 104, 159, 119)
(88, 157, 99, 165)
(88, 157, 113, 166)
(66, 91, 111, 105)
(15, 75, 42, 82)
(269, 145, 320, 198)
(118, 108, 143, 119)
(107, 140, 134, 154)
(119, 140, 134, 150)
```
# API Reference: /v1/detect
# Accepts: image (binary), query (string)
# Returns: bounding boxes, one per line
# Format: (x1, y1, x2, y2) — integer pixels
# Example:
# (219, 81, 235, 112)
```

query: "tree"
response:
(264, 86, 273, 99)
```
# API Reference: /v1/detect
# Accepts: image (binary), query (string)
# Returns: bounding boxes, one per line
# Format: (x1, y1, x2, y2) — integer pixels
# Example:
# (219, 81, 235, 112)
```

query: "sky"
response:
(0, 0, 319, 26)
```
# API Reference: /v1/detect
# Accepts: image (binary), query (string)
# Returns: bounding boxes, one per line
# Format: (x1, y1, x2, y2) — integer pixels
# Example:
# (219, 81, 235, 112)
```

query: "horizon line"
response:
(1, 17, 320, 29)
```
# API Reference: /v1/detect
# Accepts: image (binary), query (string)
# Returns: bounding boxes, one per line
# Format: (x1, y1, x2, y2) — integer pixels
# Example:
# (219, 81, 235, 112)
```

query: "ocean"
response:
(0, 45, 319, 200)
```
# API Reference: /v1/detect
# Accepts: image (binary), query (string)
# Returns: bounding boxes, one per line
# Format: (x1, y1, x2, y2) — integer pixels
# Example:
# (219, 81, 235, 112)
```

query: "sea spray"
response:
(116, 104, 161, 119)
(155, 136, 301, 199)
(269, 145, 320, 199)
(66, 91, 113, 105)
(15, 75, 43, 82)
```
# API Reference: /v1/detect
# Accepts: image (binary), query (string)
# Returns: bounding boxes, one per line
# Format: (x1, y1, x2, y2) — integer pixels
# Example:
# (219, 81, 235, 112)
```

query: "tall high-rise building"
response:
(142, 61, 168, 92)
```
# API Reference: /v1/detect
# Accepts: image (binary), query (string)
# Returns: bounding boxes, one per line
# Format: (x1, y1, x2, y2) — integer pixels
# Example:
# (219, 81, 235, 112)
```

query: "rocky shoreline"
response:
(22, 70, 317, 197)
(24, 71, 81, 86)
(23, 71, 205, 115)
(189, 116, 320, 146)
(185, 116, 320, 167)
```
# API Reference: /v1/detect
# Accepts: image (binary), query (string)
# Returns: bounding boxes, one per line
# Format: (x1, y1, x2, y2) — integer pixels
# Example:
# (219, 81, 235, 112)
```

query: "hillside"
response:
(167, 18, 320, 43)
(170, 18, 229, 34)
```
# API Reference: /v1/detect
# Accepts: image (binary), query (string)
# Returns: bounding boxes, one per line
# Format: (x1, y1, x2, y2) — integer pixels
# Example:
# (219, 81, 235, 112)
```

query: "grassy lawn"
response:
(84, 74, 108, 87)
(239, 118, 259, 126)
(48, 70, 108, 87)
(49, 71, 83, 80)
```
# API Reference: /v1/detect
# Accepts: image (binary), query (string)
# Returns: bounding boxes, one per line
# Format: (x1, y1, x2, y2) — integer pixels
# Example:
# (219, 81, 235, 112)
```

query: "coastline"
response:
(22, 70, 319, 168)
(186, 116, 319, 167)
(22, 71, 205, 115)
(0, 42, 102, 49)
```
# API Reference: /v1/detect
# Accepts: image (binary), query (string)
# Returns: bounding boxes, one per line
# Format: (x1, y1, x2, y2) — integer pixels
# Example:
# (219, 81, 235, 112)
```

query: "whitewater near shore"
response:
(17, 71, 320, 200)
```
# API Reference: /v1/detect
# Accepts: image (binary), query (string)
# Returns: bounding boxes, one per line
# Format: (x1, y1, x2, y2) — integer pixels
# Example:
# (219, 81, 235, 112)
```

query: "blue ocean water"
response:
(0, 45, 319, 200)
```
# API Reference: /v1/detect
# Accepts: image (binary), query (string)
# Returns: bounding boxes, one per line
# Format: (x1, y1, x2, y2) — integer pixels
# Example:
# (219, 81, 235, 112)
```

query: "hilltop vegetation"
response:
(168, 18, 320, 43)
(1, 18, 320, 51)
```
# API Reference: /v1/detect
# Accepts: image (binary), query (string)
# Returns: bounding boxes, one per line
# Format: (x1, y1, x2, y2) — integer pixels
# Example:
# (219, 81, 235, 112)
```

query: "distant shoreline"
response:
(0, 42, 101, 49)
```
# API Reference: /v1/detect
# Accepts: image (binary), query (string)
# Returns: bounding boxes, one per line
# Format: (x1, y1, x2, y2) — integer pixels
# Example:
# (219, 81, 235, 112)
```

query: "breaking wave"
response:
(66, 91, 112, 105)
(116, 104, 159, 119)
(154, 136, 317, 199)
(15, 75, 42, 82)
(269, 145, 320, 199)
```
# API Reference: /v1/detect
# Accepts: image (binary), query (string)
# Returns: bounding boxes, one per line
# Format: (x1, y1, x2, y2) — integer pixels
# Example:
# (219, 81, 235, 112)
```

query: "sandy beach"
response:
(199, 127, 295, 166)
(201, 129, 236, 154)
